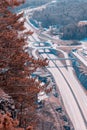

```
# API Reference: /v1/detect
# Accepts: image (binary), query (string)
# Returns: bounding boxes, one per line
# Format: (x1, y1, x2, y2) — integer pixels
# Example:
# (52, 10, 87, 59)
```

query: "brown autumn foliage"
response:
(6, 0, 25, 6)
(0, 112, 22, 130)
(0, 0, 49, 129)
(0, 112, 34, 130)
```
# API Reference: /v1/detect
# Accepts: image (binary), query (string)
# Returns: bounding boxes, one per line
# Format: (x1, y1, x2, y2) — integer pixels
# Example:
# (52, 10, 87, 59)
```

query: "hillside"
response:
(14, 0, 52, 12)
(31, 0, 87, 39)
(32, 0, 87, 27)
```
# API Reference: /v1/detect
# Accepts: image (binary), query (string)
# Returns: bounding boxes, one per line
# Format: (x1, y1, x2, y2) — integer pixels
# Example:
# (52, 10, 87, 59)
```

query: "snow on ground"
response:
(22, 5, 87, 129)
(38, 92, 48, 101)
(32, 49, 38, 59)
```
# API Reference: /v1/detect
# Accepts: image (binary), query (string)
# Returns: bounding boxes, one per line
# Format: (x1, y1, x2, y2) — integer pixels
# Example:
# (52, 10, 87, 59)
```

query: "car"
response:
(55, 106, 62, 113)
(53, 92, 58, 97)
(72, 48, 77, 52)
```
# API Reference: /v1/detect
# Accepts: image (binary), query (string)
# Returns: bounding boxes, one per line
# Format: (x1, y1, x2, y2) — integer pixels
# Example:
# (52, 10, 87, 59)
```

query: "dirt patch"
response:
(36, 97, 62, 130)
(53, 39, 73, 46)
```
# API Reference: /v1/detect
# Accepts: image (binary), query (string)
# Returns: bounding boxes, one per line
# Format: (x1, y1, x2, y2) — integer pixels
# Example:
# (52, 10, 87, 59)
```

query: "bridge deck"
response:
(48, 58, 76, 60)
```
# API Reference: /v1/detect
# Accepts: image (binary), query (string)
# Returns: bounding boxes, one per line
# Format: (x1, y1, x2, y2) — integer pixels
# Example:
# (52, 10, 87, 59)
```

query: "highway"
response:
(42, 53, 87, 130)
(22, 4, 87, 130)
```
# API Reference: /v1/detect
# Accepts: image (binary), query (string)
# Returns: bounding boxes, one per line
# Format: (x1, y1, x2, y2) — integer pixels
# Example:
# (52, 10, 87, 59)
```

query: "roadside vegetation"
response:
(70, 53, 87, 90)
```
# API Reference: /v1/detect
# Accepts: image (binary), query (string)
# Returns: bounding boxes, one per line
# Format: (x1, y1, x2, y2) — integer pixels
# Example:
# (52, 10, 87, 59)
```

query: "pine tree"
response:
(0, 0, 48, 129)
(0, 112, 23, 130)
